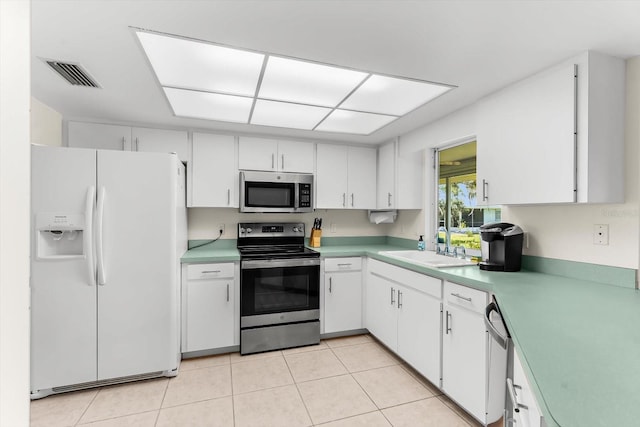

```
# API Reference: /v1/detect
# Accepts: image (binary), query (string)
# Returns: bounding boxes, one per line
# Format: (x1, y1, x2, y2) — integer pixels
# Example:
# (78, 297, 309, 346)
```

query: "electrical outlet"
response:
(593, 224, 609, 245)
(218, 224, 225, 235)
(330, 223, 337, 233)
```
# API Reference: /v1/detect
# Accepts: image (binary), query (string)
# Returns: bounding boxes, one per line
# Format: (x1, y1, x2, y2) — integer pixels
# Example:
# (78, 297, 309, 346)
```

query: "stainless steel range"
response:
(238, 222, 320, 355)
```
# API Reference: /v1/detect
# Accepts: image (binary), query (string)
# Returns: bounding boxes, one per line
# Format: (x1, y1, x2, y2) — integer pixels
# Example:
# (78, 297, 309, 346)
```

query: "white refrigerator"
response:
(30, 145, 187, 398)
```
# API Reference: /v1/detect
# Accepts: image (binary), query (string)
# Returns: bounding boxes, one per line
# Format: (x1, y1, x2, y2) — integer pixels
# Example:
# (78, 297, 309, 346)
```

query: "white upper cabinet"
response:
(67, 121, 131, 151)
(316, 144, 377, 209)
(189, 133, 238, 208)
(67, 121, 189, 162)
(238, 136, 314, 173)
(131, 127, 189, 162)
(476, 51, 625, 205)
(377, 140, 423, 209)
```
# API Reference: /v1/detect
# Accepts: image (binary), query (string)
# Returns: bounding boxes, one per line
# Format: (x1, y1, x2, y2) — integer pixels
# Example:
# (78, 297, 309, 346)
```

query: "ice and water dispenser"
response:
(36, 213, 86, 259)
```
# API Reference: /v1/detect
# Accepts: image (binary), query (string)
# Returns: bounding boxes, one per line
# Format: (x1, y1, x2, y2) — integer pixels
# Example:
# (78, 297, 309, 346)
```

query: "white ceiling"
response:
(31, 0, 640, 146)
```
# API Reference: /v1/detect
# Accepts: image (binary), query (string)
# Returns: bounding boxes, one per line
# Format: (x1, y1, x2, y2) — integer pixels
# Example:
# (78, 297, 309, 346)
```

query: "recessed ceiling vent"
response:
(45, 60, 100, 88)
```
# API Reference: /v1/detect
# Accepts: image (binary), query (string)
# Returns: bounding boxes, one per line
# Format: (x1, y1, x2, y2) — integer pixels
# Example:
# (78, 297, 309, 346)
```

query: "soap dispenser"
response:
(418, 235, 425, 251)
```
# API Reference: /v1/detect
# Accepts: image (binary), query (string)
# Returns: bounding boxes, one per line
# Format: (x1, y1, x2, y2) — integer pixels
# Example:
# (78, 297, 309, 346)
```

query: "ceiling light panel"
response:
(164, 87, 252, 123)
(340, 75, 453, 115)
(315, 109, 397, 135)
(251, 100, 332, 130)
(258, 56, 368, 107)
(137, 32, 264, 96)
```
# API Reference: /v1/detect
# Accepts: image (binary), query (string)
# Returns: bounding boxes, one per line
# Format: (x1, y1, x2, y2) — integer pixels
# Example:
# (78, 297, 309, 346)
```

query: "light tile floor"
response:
(31, 334, 501, 427)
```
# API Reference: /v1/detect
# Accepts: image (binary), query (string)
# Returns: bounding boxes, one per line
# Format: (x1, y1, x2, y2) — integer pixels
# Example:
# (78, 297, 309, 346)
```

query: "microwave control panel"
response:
(299, 183, 312, 208)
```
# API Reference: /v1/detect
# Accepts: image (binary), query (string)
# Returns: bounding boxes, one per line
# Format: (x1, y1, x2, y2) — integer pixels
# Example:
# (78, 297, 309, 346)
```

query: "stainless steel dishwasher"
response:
(485, 297, 509, 424)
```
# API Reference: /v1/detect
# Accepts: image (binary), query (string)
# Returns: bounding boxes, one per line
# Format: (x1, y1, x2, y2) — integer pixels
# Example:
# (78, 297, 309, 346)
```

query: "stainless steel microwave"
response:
(239, 171, 314, 213)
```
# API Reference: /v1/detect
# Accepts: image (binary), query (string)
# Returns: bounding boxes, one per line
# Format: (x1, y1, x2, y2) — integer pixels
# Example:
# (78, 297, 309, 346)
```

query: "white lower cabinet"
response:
(442, 281, 489, 423)
(365, 259, 442, 385)
(510, 349, 544, 427)
(323, 257, 363, 334)
(181, 262, 238, 353)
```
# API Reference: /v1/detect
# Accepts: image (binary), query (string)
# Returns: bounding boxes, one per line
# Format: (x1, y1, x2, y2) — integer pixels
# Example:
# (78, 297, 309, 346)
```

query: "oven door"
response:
(240, 258, 320, 327)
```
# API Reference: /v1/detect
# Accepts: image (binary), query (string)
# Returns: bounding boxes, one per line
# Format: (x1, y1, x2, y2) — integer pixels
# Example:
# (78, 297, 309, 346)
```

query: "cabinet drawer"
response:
(324, 257, 362, 272)
(444, 281, 487, 313)
(368, 259, 441, 300)
(187, 263, 235, 280)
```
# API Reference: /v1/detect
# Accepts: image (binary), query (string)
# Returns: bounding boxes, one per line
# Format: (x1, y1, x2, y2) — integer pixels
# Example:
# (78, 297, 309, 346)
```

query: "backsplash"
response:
(187, 208, 392, 240)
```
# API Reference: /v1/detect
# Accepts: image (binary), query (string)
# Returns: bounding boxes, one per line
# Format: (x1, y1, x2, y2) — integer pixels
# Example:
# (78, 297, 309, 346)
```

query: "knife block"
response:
(309, 229, 322, 248)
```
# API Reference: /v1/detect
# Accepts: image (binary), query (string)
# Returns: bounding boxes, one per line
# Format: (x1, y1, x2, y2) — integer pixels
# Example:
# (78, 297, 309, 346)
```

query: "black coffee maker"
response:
(479, 222, 524, 272)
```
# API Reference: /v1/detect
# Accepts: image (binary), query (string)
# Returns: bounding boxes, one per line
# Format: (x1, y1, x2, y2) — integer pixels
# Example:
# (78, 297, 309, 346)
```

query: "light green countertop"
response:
(181, 237, 639, 427)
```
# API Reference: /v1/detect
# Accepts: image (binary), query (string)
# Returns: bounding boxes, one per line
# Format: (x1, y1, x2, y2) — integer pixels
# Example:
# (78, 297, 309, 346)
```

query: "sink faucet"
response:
(453, 246, 466, 259)
(437, 227, 455, 256)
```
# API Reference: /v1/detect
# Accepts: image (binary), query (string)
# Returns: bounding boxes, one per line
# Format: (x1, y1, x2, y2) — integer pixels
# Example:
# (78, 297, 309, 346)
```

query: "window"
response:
(436, 141, 500, 255)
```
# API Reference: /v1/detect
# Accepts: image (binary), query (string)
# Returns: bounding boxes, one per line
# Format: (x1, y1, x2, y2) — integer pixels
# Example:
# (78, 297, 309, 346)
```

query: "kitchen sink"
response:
(378, 250, 478, 268)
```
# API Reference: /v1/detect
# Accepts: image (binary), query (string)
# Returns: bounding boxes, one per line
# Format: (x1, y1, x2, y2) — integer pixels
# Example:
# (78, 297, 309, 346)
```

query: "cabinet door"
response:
(396, 150, 423, 209)
(277, 140, 314, 173)
(191, 133, 238, 207)
(377, 142, 395, 209)
(513, 350, 544, 427)
(324, 271, 362, 334)
(397, 285, 441, 385)
(67, 121, 131, 151)
(316, 144, 348, 208)
(185, 279, 235, 352)
(442, 303, 487, 423)
(476, 63, 576, 205)
(348, 146, 377, 209)
(132, 127, 189, 162)
(238, 137, 278, 171)
(364, 272, 397, 349)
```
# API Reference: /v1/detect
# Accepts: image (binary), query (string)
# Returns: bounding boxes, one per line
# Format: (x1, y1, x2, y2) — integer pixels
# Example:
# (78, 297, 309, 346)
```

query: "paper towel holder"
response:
(368, 210, 398, 224)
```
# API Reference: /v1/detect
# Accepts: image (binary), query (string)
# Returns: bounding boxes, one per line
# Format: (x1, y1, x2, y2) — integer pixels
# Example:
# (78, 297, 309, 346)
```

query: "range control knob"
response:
(293, 227, 299, 232)
(246, 227, 253, 234)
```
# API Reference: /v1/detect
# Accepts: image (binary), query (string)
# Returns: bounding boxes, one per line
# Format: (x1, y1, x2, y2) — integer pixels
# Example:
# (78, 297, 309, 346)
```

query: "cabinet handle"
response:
(135, 137, 139, 151)
(281, 154, 284, 170)
(390, 287, 395, 305)
(329, 276, 332, 293)
(271, 154, 275, 170)
(121, 136, 126, 151)
(506, 378, 528, 411)
(202, 270, 221, 274)
(397, 290, 403, 308)
(388, 192, 392, 207)
(226, 283, 230, 302)
(451, 292, 472, 302)
(342, 193, 346, 207)
(227, 189, 231, 206)
(482, 179, 489, 201)
(337, 263, 352, 267)
(351, 193, 354, 207)
(445, 311, 452, 334)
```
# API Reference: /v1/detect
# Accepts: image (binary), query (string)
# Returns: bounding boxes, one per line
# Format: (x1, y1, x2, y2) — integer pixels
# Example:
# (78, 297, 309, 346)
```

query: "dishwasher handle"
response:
(485, 301, 509, 349)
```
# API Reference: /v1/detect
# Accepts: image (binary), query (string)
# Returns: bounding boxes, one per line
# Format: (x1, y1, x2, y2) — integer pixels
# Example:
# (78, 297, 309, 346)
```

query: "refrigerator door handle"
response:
(96, 186, 107, 285)
(85, 186, 96, 286)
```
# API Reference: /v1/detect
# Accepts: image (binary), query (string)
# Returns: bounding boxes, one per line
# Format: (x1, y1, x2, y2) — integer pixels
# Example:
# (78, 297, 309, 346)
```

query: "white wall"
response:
(31, 97, 63, 146)
(188, 208, 391, 240)
(0, 1, 31, 426)
(395, 55, 640, 269)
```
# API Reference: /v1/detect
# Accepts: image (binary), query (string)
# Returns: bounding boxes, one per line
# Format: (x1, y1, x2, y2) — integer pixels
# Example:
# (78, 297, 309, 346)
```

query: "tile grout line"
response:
(153, 377, 171, 427)
(282, 351, 316, 426)
(73, 388, 101, 426)
(229, 361, 237, 427)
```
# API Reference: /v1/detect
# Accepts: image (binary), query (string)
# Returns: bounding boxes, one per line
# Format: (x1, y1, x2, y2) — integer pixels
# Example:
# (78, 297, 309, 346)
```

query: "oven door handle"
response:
(241, 258, 321, 269)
